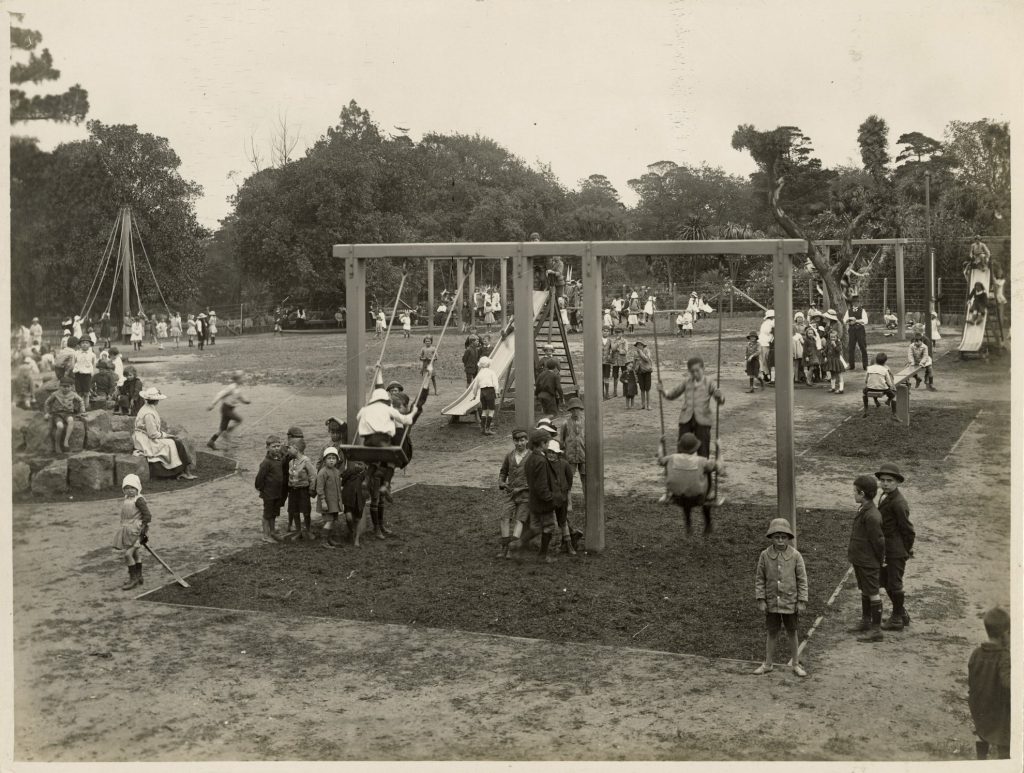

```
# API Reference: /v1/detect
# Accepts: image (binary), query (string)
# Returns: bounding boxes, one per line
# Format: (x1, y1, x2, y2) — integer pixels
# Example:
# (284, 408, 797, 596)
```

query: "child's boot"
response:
(926, 376, 936, 392)
(848, 596, 871, 633)
(858, 600, 884, 642)
(881, 592, 905, 630)
(539, 533, 554, 563)
(379, 505, 395, 536)
(497, 536, 511, 558)
(371, 507, 386, 540)
(121, 564, 139, 591)
(560, 526, 576, 555)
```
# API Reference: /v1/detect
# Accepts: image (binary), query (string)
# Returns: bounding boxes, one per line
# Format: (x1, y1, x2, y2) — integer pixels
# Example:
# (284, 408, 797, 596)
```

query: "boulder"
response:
(33, 379, 59, 410)
(23, 413, 53, 456)
(31, 459, 68, 496)
(11, 425, 25, 454)
(110, 414, 134, 433)
(12, 462, 31, 494)
(82, 410, 113, 450)
(167, 424, 198, 471)
(99, 431, 134, 454)
(114, 454, 150, 486)
(67, 451, 115, 491)
(66, 418, 86, 453)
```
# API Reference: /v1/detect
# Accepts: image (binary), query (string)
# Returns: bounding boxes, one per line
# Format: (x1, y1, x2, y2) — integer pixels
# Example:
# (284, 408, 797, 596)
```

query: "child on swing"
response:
(657, 432, 723, 535)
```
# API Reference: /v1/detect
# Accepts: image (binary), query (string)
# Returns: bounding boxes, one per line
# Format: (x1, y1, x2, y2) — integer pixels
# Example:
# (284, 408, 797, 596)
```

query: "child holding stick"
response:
(112, 474, 152, 591)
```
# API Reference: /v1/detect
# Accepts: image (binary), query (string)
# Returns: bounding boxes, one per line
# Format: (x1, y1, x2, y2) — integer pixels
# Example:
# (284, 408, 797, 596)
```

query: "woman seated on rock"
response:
(132, 386, 198, 480)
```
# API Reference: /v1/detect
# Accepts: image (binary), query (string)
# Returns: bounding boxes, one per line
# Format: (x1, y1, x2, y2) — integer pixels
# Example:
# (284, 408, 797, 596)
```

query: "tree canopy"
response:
(10, 19, 89, 126)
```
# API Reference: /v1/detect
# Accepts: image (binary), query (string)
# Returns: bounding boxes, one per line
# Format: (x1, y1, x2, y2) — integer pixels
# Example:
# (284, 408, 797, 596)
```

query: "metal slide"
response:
(958, 267, 991, 353)
(441, 290, 549, 417)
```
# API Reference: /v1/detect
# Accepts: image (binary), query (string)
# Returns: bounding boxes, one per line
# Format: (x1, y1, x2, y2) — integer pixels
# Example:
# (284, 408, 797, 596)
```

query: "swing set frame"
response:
(335, 239, 807, 552)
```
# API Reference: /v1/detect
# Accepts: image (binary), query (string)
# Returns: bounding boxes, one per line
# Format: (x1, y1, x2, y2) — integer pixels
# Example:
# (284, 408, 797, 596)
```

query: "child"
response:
(626, 306, 638, 334)
(72, 336, 97, 410)
(908, 331, 935, 390)
(675, 311, 684, 336)
(130, 316, 144, 352)
(513, 429, 562, 563)
(967, 282, 988, 325)
(146, 314, 158, 347)
(186, 314, 197, 347)
(847, 474, 886, 642)
(342, 461, 370, 547)
(374, 309, 387, 339)
(753, 518, 808, 677)
(43, 378, 85, 453)
(824, 329, 846, 394)
(744, 331, 763, 392)
(208, 311, 218, 345)
(534, 360, 562, 417)
(930, 311, 942, 344)
(875, 462, 914, 631)
(286, 436, 318, 540)
(757, 310, 775, 383)
(633, 341, 654, 410)
(559, 396, 586, 507)
(681, 309, 694, 337)
(400, 311, 411, 338)
(112, 474, 152, 591)
(419, 336, 438, 394)
(471, 355, 500, 435)
(116, 366, 144, 417)
(463, 335, 480, 386)
(610, 328, 628, 397)
(254, 435, 286, 542)
(603, 308, 614, 329)
(497, 429, 531, 558)
(207, 370, 250, 449)
(92, 358, 119, 407)
(86, 326, 98, 346)
(657, 432, 722, 535)
(546, 439, 578, 556)
(601, 327, 612, 399)
(862, 352, 899, 421)
(156, 317, 168, 349)
(12, 356, 36, 410)
(883, 307, 898, 332)
(620, 360, 638, 409)
(169, 312, 182, 348)
(792, 329, 805, 385)
(316, 446, 345, 548)
(354, 387, 416, 510)
(803, 322, 823, 384)
(660, 356, 725, 457)
(968, 607, 1011, 760)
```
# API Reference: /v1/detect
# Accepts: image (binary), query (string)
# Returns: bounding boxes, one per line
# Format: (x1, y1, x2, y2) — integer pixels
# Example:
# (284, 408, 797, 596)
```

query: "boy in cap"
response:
(848, 475, 886, 642)
(862, 352, 899, 422)
(285, 433, 317, 540)
(497, 428, 532, 558)
(43, 378, 86, 453)
(843, 291, 869, 371)
(71, 336, 98, 410)
(968, 607, 1011, 759)
(610, 327, 628, 397)
(512, 428, 562, 563)
(254, 435, 286, 542)
(875, 463, 915, 630)
(633, 341, 654, 410)
(559, 396, 586, 495)
(207, 370, 250, 450)
(754, 518, 808, 677)
(657, 432, 723, 535)
(744, 330, 762, 392)
(660, 356, 724, 457)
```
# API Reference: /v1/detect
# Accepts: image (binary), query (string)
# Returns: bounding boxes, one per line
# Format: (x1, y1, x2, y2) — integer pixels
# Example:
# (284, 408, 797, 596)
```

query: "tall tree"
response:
(9, 18, 89, 125)
(857, 115, 890, 182)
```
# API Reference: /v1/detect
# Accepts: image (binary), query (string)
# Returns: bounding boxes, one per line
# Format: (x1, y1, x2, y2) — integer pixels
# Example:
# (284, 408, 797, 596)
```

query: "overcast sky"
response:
(12, 0, 1022, 229)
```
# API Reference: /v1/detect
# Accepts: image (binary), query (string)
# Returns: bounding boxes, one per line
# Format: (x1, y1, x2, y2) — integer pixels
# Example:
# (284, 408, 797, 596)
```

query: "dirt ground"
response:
(9, 317, 1014, 761)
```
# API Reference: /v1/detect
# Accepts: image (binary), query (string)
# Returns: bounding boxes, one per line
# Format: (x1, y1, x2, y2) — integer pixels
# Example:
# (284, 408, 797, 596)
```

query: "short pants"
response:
(287, 489, 312, 515)
(219, 403, 242, 432)
(766, 612, 799, 634)
(502, 494, 530, 525)
(480, 386, 496, 410)
(853, 564, 881, 597)
(262, 497, 284, 519)
(528, 509, 556, 534)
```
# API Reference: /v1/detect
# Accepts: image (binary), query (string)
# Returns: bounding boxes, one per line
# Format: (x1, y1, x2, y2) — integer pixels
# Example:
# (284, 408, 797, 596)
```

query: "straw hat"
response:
(139, 386, 167, 401)
(764, 309, 775, 319)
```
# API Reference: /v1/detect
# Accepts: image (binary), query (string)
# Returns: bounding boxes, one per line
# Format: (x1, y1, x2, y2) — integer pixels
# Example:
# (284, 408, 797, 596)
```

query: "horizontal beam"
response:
(814, 238, 911, 246)
(333, 239, 807, 260)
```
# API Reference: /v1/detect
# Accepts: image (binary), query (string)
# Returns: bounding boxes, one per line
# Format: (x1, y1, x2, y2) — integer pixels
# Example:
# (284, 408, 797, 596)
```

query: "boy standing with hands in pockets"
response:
(754, 518, 808, 677)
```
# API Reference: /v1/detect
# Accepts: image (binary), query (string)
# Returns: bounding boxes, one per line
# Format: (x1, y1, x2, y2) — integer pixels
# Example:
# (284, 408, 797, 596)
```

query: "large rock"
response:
(12, 462, 31, 494)
(31, 459, 68, 496)
(11, 425, 25, 454)
(33, 379, 59, 411)
(166, 424, 198, 471)
(66, 418, 86, 453)
(67, 451, 114, 491)
(110, 415, 134, 433)
(114, 454, 150, 486)
(99, 431, 134, 454)
(23, 413, 53, 456)
(82, 410, 113, 450)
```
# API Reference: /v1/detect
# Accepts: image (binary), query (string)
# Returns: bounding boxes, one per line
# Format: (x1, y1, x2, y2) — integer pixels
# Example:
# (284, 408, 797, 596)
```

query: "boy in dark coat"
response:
(513, 429, 563, 563)
(968, 607, 1011, 759)
(254, 435, 286, 542)
(848, 474, 886, 642)
(535, 360, 563, 417)
(875, 463, 916, 630)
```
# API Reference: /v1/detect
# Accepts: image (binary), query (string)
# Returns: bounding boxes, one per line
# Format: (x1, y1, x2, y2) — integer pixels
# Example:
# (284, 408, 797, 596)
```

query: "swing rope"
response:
(711, 296, 723, 501)
(368, 262, 409, 398)
(651, 306, 666, 441)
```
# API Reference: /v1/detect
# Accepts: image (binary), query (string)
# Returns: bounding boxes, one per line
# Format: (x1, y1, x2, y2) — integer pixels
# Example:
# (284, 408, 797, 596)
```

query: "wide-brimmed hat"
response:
(31, 317, 39, 323)
(197, 312, 207, 319)
(746, 331, 759, 340)
(322, 446, 340, 459)
(121, 474, 143, 493)
(764, 309, 775, 319)
(634, 340, 646, 348)
(565, 397, 584, 411)
(477, 356, 492, 368)
(369, 388, 391, 405)
(690, 291, 698, 297)
(209, 310, 217, 315)
(287, 426, 304, 438)
(139, 386, 167, 401)
(679, 432, 700, 453)
(766, 518, 795, 538)
(385, 381, 404, 393)
(547, 439, 562, 454)
(536, 418, 558, 436)
(822, 309, 839, 322)
(874, 463, 905, 483)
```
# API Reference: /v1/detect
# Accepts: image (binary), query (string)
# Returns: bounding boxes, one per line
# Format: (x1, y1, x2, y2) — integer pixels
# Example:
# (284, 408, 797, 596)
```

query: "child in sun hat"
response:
(419, 335, 438, 394)
(255, 435, 286, 542)
(744, 330, 762, 392)
(546, 439, 578, 555)
(498, 428, 532, 558)
(316, 446, 346, 548)
(207, 370, 250, 450)
(968, 606, 1011, 760)
(112, 473, 153, 591)
(753, 517, 808, 677)
(656, 432, 723, 535)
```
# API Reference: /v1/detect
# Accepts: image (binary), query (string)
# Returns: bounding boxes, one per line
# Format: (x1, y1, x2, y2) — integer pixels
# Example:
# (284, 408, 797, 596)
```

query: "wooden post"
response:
(773, 242, 797, 544)
(883, 277, 888, 316)
(512, 245, 535, 432)
(896, 384, 910, 426)
(936, 277, 942, 320)
(895, 242, 906, 340)
(120, 205, 132, 318)
(499, 256, 508, 327)
(582, 242, 605, 553)
(468, 259, 476, 327)
(427, 259, 435, 335)
(456, 258, 465, 329)
(345, 251, 367, 427)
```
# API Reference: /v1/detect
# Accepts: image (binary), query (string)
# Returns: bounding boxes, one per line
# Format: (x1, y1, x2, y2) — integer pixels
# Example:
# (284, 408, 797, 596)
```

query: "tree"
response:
(9, 18, 89, 125)
(857, 115, 890, 182)
(942, 119, 1010, 231)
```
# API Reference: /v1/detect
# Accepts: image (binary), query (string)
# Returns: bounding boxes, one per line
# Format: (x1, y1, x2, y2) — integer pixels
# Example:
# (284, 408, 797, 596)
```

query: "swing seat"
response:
(336, 444, 409, 466)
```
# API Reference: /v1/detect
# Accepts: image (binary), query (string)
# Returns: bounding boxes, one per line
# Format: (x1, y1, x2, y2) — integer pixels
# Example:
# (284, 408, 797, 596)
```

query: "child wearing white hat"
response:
(316, 446, 345, 547)
(112, 474, 153, 591)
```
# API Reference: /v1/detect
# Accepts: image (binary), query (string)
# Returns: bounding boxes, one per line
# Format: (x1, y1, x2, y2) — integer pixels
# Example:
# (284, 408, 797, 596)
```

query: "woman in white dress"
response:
(132, 386, 198, 480)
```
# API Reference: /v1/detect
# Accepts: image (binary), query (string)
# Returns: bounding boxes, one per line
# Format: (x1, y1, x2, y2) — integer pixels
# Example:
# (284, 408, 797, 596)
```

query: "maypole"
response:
(119, 205, 133, 319)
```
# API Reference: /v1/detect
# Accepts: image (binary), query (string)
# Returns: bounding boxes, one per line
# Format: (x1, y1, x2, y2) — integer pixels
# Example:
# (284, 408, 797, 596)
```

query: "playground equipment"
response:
(958, 266, 1006, 358)
(335, 239, 807, 553)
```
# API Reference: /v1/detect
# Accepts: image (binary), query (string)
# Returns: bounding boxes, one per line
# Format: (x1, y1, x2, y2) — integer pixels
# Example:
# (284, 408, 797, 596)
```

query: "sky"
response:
(11, 0, 1023, 230)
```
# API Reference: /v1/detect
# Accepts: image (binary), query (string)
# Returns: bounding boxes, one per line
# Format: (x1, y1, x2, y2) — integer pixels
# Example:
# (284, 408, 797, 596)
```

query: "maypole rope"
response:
(79, 210, 122, 320)
(131, 215, 174, 317)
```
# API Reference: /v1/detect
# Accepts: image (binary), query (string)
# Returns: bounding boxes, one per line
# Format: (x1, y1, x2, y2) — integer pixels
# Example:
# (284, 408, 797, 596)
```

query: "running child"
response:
(656, 432, 723, 535)
(419, 336, 438, 394)
(112, 473, 152, 591)
(753, 518, 808, 677)
(497, 428, 531, 558)
(744, 330, 763, 392)
(207, 370, 250, 450)
(254, 435, 286, 542)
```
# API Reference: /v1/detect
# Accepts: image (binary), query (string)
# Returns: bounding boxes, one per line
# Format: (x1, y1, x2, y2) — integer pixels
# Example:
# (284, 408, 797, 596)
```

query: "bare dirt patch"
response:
(813, 406, 978, 460)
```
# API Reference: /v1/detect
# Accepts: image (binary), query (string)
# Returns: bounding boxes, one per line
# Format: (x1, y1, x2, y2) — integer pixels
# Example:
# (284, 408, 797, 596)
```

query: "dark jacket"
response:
(462, 344, 479, 374)
(878, 488, 915, 559)
(535, 368, 562, 399)
(848, 501, 885, 567)
(968, 642, 1011, 746)
(255, 453, 287, 500)
(525, 451, 563, 513)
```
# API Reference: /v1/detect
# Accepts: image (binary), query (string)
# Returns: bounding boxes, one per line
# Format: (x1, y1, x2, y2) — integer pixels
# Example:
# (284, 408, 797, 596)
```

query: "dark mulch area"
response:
(813, 406, 977, 460)
(13, 451, 237, 504)
(144, 484, 851, 661)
